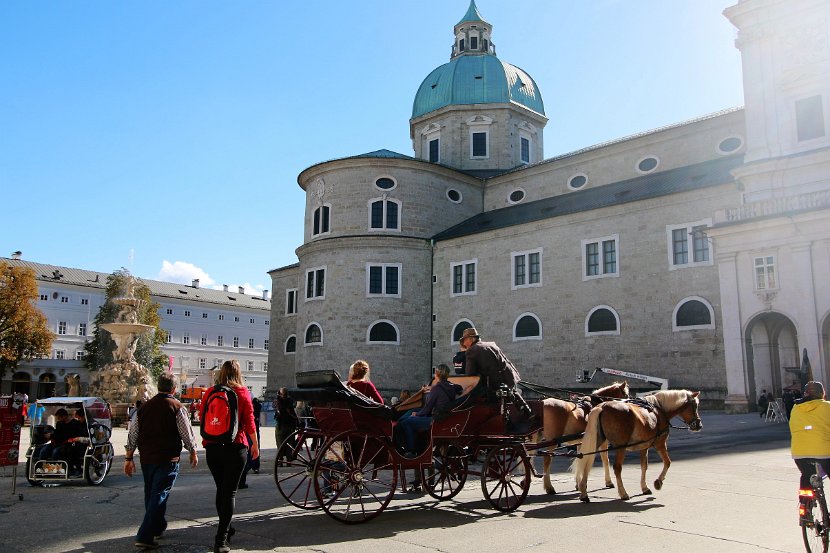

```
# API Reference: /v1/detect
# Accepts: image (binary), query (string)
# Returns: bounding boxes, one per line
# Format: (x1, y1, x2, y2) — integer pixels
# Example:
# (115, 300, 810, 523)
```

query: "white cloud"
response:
(157, 260, 217, 287)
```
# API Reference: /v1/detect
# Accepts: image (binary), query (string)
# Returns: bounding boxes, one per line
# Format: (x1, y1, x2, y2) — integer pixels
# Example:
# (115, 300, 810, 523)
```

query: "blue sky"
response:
(0, 1, 744, 294)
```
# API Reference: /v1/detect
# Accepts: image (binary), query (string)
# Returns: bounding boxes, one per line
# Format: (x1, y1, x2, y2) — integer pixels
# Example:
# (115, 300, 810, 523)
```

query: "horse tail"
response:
(573, 405, 603, 482)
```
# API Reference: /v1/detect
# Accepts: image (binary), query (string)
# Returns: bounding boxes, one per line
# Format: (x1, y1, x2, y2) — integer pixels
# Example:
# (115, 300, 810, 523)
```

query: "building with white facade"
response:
(267, 0, 830, 412)
(1, 256, 271, 399)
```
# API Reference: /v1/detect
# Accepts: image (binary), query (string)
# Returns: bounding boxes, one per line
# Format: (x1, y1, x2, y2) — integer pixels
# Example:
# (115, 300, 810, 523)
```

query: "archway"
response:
(745, 311, 798, 404)
(12, 372, 31, 396)
(37, 373, 56, 399)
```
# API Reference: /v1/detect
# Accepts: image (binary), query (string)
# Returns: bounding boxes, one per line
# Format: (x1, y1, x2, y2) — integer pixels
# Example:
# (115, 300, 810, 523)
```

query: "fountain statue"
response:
(89, 273, 157, 404)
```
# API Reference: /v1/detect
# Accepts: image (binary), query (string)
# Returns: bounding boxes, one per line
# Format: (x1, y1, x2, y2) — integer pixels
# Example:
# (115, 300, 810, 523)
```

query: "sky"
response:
(0, 1, 744, 295)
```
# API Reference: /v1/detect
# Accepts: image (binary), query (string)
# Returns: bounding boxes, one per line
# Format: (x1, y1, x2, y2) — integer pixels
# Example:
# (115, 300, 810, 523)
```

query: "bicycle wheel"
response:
(274, 430, 319, 509)
(803, 496, 830, 553)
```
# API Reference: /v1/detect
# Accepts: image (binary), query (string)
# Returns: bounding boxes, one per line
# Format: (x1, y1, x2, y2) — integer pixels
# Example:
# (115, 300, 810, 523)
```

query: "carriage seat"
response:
(292, 370, 395, 421)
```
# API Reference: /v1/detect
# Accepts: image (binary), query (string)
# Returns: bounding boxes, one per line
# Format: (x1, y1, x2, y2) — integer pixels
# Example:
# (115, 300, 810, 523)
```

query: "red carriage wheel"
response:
(274, 429, 319, 510)
(421, 443, 467, 500)
(312, 430, 397, 524)
(480, 445, 531, 512)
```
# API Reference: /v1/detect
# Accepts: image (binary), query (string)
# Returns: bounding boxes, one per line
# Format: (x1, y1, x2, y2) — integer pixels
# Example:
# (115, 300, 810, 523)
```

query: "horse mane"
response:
(650, 389, 692, 411)
(592, 381, 629, 397)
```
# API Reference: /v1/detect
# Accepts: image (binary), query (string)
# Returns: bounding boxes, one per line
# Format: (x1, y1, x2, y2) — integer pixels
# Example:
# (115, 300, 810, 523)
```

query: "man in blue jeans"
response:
(399, 364, 463, 458)
(125, 374, 199, 550)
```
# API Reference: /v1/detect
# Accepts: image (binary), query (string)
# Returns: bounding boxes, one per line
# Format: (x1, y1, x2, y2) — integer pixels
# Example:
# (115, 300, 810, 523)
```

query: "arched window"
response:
(312, 204, 331, 236)
(304, 323, 322, 346)
(452, 319, 474, 345)
(367, 320, 400, 344)
(368, 198, 401, 231)
(673, 296, 715, 331)
(284, 335, 297, 354)
(586, 306, 620, 336)
(513, 313, 542, 341)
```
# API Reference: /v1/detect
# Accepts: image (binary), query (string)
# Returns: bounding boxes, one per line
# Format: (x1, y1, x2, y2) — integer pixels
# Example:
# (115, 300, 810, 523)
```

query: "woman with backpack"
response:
(199, 360, 259, 553)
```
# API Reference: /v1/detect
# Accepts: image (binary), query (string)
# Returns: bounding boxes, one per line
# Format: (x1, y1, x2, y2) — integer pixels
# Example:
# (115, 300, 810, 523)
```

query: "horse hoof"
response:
(620, 494, 630, 500)
(545, 488, 556, 495)
(643, 488, 652, 495)
(580, 496, 590, 503)
(605, 482, 615, 489)
(654, 479, 662, 490)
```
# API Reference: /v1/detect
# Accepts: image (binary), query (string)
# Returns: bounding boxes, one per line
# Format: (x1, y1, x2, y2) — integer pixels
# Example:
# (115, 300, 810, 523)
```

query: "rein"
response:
(518, 381, 625, 403)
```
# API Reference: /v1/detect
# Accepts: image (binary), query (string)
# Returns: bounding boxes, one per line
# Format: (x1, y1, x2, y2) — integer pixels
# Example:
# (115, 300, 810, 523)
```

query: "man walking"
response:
(125, 374, 199, 550)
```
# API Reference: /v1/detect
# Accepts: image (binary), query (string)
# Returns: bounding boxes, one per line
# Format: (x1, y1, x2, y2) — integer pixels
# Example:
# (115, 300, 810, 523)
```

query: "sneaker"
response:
(134, 540, 158, 550)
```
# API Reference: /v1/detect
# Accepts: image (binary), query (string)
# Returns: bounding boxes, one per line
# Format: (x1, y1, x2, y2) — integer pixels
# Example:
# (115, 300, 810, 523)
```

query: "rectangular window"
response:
(667, 220, 712, 269)
(286, 289, 298, 315)
(75, 351, 85, 361)
(60, 296, 69, 303)
(81, 298, 89, 305)
(40, 294, 48, 301)
(472, 131, 487, 157)
(234, 316, 240, 322)
(58, 321, 67, 335)
(470, 36, 478, 50)
(313, 205, 331, 235)
(366, 263, 402, 297)
(582, 235, 619, 280)
(755, 255, 777, 290)
(520, 137, 530, 163)
(55, 350, 65, 360)
(182, 332, 190, 345)
(248, 338, 255, 349)
(202, 312, 208, 318)
(166, 308, 173, 315)
(250, 318, 255, 324)
(429, 138, 439, 163)
(305, 266, 326, 300)
(218, 314, 224, 321)
(184, 310, 191, 317)
(451, 260, 477, 296)
(78, 323, 87, 337)
(512, 249, 542, 289)
(264, 339, 269, 351)
(201, 333, 207, 346)
(262, 362, 268, 372)
(217, 335, 224, 347)
(233, 337, 239, 348)
(199, 358, 207, 369)
(166, 331, 172, 344)
(796, 95, 826, 142)
(247, 361, 254, 371)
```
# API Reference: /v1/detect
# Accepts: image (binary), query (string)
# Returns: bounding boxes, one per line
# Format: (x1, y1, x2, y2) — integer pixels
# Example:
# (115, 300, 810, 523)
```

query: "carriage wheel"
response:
(421, 443, 467, 501)
(312, 431, 397, 524)
(480, 445, 531, 512)
(274, 430, 319, 510)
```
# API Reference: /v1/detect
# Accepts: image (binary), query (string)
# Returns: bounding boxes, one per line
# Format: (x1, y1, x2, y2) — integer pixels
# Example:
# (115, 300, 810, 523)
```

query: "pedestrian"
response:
(200, 360, 259, 553)
(758, 389, 770, 418)
(275, 387, 298, 460)
(784, 389, 795, 419)
(125, 373, 199, 551)
(250, 397, 261, 474)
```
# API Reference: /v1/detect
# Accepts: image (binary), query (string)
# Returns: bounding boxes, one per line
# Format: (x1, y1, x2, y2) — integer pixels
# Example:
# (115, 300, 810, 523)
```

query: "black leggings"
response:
(795, 458, 830, 489)
(205, 444, 248, 539)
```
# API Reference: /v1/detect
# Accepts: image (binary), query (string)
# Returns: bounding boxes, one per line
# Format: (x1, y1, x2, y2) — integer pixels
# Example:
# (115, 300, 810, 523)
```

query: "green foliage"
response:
(0, 262, 53, 379)
(84, 269, 166, 380)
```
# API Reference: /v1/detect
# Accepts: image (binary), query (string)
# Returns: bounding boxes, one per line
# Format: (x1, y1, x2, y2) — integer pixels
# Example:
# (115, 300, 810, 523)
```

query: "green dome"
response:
(412, 54, 545, 119)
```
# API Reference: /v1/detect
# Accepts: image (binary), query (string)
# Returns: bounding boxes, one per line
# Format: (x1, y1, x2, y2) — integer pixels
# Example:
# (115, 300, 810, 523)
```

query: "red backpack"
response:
(200, 385, 239, 443)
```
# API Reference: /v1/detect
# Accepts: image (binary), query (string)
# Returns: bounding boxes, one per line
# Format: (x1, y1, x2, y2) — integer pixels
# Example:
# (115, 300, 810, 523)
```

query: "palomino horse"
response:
(573, 389, 702, 502)
(537, 381, 629, 494)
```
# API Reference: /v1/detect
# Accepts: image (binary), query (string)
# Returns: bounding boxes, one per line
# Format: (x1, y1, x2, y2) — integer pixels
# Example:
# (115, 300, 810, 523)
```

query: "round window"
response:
(446, 189, 462, 203)
(509, 190, 525, 203)
(568, 174, 587, 189)
(375, 177, 396, 190)
(718, 136, 743, 154)
(637, 156, 659, 173)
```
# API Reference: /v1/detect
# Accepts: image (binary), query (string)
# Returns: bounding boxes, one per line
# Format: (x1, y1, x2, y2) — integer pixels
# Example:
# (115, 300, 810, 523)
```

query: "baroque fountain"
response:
(89, 274, 157, 404)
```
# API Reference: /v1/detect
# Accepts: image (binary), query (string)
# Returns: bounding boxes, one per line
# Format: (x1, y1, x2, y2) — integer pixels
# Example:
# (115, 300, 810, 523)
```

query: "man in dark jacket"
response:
(460, 327, 534, 422)
(125, 374, 199, 550)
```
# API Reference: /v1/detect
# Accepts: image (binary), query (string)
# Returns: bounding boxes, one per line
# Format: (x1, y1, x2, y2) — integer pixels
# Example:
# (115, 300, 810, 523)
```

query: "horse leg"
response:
(601, 449, 614, 488)
(614, 448, 629, 500)
(653, 440, 671, 491)
(543, 453, 555, 494)
(639, 450, 652, 495)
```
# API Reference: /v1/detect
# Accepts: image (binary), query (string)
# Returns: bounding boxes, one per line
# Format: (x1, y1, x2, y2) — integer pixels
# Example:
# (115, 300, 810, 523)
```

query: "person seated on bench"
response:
(399, 364, 461, 458)
(38, 408, 73, 461)
(347, 360, 384, 404)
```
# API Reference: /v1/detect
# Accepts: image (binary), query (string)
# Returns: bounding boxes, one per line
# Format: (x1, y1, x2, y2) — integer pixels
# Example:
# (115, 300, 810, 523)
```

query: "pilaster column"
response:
(791, 242, 824, 383)
(717, 251, 750, 413)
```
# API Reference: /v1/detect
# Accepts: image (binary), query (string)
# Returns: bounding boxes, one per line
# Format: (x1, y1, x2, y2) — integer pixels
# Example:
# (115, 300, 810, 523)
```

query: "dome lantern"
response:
(452, 0, 495, 58)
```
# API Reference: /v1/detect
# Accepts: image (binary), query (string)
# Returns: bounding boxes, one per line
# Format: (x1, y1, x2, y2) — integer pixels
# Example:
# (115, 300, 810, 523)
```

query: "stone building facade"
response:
(268, 0, 830, 411)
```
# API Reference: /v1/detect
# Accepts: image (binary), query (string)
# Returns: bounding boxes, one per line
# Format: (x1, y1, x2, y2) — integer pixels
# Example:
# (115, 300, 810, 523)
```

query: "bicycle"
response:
(801, 461, 830, 553)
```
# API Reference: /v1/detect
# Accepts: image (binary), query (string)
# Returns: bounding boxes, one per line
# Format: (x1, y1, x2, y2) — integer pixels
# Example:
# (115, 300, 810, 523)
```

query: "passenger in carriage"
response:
(398, 364, 461, 458)
(38, 408, 73, 461)
(346, 360, 384, 404)
(62, 409, 90, 477)
(459, 327, 535, 423)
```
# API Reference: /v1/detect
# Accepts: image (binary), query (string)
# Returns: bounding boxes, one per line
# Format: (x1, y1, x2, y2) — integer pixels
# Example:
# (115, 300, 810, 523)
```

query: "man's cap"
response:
(459, 328, 480, 342)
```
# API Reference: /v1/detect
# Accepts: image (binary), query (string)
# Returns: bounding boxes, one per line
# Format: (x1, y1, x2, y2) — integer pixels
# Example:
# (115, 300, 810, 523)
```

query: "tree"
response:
(0, 262, 53, 381)
(85, 269, 167, 380)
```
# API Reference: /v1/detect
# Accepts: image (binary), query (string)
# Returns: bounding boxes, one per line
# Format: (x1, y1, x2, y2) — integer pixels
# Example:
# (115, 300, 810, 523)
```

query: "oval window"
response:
(375, 177, 396, 190)
(637, 156, 659, 173)
(568, 174, 587, 189)
(718, 136, 743, 154)
(509, 190, 525, 203)
(447, 189, 462, 203)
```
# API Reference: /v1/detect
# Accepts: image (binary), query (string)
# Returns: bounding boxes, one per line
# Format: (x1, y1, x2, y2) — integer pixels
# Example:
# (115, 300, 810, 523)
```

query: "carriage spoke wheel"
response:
(313, 431, 397, 524)
(480, 445, 531, 512)
(803, 498, 830, 553)
(85, 444, 113, 485)
(422, 443, 467, 501)
(274, 429, 319, 510)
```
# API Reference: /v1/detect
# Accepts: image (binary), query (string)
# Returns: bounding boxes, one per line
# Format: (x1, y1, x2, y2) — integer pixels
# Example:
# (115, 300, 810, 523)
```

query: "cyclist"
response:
(790, 381, 830, 491)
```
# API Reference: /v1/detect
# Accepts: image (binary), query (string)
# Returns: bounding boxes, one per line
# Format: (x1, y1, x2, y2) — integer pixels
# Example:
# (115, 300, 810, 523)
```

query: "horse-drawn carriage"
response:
(273, 370, 702, 523)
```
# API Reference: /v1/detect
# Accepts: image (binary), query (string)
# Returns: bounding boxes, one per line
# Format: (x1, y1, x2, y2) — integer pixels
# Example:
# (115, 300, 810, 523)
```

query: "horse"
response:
(535, 381, 630, 494)
(573, 389, 702, 502)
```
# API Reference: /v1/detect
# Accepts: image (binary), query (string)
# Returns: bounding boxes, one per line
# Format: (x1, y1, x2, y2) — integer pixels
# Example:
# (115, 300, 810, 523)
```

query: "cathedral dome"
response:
(412, 54, 545, 119)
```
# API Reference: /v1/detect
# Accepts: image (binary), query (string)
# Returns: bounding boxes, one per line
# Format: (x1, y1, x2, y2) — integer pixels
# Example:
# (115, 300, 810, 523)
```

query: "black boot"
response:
(214, 535, 230, 553)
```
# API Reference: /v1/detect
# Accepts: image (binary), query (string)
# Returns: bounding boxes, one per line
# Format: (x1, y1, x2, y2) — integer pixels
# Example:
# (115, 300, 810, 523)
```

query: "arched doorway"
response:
(12, 372, 31, 396)
(745, 311, 799, 405)
(37, 373, 56, 399)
